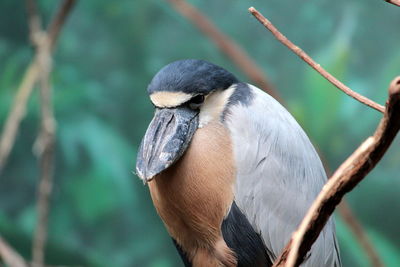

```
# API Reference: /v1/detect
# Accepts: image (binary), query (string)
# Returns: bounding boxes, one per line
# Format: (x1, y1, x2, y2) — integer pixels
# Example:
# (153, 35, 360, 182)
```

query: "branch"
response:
(0, 62, 40, 173)
(273, 76, 400, 267)
(0, 235, 28, 267)
(28, 1, 76, 265)
(32, 33, 55, 267)
(249, 7, 385, 113)
(338, 202, 383, 267)
(26, 0, 42, 44)
(0, 0, 75, 174)
(47, 0, 77, 50)
(167, 0, 282, 102)
(0, 0, 75, 265)
(385, 0, 400, 7)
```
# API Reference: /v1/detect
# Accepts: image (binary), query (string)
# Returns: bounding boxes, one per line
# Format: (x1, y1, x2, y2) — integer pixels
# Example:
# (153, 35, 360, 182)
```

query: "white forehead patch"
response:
(199, 84, 236, 128)
(150, 91, 193, 108)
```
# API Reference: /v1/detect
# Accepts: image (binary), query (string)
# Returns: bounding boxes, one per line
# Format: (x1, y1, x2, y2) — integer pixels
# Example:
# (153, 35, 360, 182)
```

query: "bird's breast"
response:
(148, 122, 236, 264)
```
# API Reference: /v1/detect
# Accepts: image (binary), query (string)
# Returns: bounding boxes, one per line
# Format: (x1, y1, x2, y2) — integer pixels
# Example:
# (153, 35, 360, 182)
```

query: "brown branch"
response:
(385, 0, 400, 7)
(0, 62, 40, 173)
(0, 235, 28, 267)
(0, 0, 44, 174)
(338, 202, 384, 267)
(249, 7, 385, 113)
(0, 0, 75, 265)
(47, 0, 76, 50)
(167, 0, 282, 102)
(32, 33, 55, 267)
(0, 0, 75, 174)
(29, 1, 77, 266)
(273, 76, 400, 267)
(26, 0, 42, 43)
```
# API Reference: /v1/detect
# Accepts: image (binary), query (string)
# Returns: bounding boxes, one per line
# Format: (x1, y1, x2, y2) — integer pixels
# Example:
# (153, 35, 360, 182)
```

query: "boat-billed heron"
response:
(136, 59, 341, 267)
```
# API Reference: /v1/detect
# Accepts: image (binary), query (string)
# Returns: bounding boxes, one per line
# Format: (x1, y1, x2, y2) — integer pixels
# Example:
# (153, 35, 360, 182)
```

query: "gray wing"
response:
(225, 84, 341, 267)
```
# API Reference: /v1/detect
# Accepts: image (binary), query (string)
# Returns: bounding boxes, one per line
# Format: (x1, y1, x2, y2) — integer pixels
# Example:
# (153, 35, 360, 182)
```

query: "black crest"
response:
(148, 59, 239, 95)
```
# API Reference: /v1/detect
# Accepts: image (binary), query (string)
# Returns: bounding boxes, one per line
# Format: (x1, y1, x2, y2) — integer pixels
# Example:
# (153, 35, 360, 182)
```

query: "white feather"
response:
(199, 86, 235, 128)
(225, 84, 341, 267)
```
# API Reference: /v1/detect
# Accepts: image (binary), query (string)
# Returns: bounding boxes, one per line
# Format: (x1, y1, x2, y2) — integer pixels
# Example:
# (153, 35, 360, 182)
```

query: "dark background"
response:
(0, 0, 399, 266)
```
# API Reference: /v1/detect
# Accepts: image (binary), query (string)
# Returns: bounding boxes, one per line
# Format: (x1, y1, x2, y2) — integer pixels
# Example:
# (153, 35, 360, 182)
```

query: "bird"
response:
(136, 59, 341, 267)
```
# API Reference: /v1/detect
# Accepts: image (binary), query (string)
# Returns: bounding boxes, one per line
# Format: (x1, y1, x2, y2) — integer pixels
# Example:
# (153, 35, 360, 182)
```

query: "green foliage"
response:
(0, 0, 399, 266)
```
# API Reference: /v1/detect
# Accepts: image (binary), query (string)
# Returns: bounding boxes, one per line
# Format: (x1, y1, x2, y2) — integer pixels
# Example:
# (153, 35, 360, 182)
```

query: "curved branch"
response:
(249, 7, 385, 113)
(273, 76, 400, 267)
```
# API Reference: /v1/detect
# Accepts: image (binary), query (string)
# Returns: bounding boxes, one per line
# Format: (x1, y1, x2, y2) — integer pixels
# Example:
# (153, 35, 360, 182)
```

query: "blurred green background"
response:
(0, 0, 399, 266)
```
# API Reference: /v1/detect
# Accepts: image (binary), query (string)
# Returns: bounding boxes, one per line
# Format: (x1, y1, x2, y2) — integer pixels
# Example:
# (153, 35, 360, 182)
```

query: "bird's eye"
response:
(188, 95, 205, 109)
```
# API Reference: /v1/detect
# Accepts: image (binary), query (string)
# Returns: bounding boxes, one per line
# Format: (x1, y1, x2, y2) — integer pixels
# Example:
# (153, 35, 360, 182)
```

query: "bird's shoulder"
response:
(223, 83, 326, 193)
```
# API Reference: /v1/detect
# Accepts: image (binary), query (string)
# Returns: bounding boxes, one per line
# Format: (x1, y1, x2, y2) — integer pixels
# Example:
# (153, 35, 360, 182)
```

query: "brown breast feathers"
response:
(148, 122, 237, 266)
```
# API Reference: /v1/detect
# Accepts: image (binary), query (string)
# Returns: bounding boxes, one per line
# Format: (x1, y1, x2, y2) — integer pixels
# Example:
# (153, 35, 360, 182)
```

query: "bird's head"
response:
(136, 59, 238, 182)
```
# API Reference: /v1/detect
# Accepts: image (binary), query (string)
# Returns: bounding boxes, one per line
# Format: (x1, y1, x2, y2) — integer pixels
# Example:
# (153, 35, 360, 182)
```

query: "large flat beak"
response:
(136, 107, 199, 182)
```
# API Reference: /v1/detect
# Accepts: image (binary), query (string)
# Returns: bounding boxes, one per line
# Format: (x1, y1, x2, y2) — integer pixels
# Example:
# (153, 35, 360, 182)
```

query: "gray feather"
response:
(225, 84, 341, 267)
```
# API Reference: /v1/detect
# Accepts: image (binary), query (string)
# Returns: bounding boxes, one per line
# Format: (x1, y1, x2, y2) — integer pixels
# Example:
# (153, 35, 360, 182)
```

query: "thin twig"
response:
(385, 0, 400, 7)
(26, 4, 54, 262)
(29, 1, 77, 266)
(338, 202, 384, 267)
(31, 33, 55, 267)
(0, 62, 40, 173)
(0, 235, 28, 267)
(47, 0, 76, 49)
(273, 76, 400, 267)
(26, 1, 49, 266)
(26, 0, 42, 43)
(0, 0, 75, 175)
(167, 0, 282, 102)
(249, 7, 385, 113)
(25, 1, 75, 266)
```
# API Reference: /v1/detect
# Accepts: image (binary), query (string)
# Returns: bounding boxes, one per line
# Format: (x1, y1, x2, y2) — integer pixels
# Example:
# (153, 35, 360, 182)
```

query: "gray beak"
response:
(136, 107, 199, 182)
